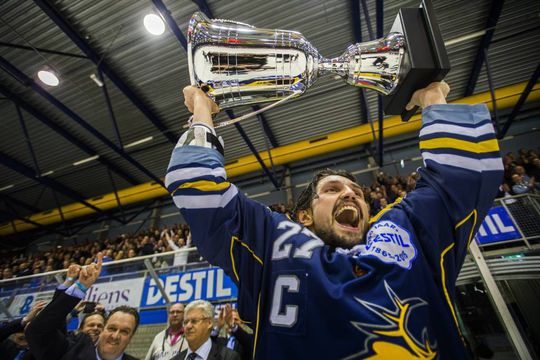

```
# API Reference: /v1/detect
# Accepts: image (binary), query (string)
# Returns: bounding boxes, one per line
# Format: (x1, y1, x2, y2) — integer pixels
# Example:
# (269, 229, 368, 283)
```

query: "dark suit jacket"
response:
(25, 290, 137, 360)
(214, 326, 253, 360)
(0, 319, 25, 345)
(171, 341, 240, 360)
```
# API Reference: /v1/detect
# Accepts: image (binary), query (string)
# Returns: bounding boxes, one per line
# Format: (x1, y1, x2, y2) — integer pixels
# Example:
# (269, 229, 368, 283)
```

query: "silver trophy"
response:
(187, 1, 449, 127)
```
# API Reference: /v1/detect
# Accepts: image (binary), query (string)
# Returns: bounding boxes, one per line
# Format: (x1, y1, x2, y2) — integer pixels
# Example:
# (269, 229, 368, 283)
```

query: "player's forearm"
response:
(192, 95, 214, 129)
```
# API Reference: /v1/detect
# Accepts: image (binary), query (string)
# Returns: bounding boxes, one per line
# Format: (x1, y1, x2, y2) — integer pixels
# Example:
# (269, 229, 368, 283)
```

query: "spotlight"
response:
(37, 69, 59, 86)
(144, 14, 165, 35)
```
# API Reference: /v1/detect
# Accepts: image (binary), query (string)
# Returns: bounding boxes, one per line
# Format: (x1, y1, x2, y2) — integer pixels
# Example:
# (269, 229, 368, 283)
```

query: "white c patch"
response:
(359, 221, 417, 269)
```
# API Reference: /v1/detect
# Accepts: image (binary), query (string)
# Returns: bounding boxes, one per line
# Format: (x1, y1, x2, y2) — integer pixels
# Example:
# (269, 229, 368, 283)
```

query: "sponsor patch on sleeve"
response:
(359, 221, 417, 269)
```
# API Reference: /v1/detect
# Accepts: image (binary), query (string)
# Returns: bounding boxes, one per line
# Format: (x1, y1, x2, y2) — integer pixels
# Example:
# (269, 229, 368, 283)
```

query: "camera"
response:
(83, 302, 96, 314)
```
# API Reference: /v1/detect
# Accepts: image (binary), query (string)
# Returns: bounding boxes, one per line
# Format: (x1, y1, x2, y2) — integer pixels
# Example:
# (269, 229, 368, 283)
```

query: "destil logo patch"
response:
(361, 221, 417, 269)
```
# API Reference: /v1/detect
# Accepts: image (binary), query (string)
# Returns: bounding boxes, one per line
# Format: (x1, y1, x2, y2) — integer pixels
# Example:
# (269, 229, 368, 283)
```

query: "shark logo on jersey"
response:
(344, 281, 437, 360)
(359, 221, 417, 269)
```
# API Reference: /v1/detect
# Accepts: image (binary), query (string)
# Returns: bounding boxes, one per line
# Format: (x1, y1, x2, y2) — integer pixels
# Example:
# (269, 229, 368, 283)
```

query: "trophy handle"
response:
(213, 93, 297, 129)
(182, 92, 297, 129)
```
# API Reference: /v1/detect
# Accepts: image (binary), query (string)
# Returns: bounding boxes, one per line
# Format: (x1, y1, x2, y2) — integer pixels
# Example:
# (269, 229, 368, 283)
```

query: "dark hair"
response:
(79, 311, 106, 330)
(107, 306, 140, 333)
(292, 168, 357, 219)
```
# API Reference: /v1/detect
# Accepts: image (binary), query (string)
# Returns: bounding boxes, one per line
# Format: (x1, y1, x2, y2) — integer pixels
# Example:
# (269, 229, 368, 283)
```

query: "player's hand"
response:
(183, 86, 219, 115)
(406, 81, 450, 110)
(78, 252, 103, 289)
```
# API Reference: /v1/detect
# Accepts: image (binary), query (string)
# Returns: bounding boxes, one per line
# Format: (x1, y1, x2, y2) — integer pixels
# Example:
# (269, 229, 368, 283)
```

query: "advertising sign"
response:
(140, 267, 237, 307)
(476, 206, 521, 245)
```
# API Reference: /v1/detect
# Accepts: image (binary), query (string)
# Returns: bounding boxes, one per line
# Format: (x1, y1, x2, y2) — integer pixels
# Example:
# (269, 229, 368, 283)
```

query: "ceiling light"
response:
(73, 155, 100, 166)
(37, 69, 59, 86)
(0, 184, 14, 192)
(40, 170, 54, 177)
(124, 136, 154, 148)
(144, 14, 165, 35)
(89, 73, 104, 87)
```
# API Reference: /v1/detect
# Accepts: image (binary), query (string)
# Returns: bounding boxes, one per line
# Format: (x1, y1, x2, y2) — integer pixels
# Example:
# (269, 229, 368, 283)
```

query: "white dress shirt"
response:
(184, 337, 212, 360)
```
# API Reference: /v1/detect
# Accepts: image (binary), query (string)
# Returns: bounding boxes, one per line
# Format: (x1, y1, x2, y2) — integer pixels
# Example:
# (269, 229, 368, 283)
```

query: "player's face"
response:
(310, 175, 370, 248)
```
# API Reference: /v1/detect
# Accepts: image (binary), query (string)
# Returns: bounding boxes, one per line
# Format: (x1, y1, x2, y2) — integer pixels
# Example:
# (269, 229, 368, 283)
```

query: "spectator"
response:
(171, 300, 239, 360)
(25, 254, 139, 360)
(511, 174, 536, 195)
(213, 304, 253, 360)
(146, 303, 188, 360)
(77, 311, 106, 344)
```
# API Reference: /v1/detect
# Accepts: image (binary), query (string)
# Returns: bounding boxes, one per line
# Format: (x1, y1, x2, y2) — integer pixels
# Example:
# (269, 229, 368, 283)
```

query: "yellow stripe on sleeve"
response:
(369, 197, 403, 224)
(419, 138, 500, 154)
(173, 180, 231, 194)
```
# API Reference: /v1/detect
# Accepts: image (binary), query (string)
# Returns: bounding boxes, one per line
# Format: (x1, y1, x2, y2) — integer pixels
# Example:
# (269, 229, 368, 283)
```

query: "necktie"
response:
(14, 349, 27, 360)
(187, 353, 198, 360)
(227, 335, 236, 349)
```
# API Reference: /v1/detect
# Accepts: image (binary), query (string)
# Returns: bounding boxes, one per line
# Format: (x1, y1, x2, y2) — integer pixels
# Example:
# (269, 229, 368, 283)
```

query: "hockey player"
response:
(166, 82, 503, 359)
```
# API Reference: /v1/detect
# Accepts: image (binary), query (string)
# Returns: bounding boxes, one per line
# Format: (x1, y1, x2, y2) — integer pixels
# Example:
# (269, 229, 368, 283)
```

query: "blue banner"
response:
(475, 206, 521, 244)
(140, 267, 237, 307)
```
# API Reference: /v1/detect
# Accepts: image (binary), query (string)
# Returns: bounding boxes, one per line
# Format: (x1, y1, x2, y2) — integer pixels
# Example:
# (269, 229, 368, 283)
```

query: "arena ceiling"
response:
(0, 0, 539, 243)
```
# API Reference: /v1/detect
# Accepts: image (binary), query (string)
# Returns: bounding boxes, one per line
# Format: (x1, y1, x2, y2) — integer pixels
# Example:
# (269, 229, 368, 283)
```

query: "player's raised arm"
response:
(165, 87, 276, 315)
(397, 81, 503, 265)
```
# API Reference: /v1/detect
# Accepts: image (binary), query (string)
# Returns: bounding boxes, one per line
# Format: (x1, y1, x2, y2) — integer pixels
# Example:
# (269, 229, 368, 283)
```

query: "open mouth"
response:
(334, 205, 361, 229)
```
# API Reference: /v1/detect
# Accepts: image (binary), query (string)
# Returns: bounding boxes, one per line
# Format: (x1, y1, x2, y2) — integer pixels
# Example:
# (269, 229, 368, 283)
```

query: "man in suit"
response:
(171, 300, 239, 360)
(25, 253, 139, 360)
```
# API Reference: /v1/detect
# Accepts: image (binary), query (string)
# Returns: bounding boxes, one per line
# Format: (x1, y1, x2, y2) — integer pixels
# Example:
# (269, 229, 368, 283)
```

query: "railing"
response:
(1, 194, 539, 317)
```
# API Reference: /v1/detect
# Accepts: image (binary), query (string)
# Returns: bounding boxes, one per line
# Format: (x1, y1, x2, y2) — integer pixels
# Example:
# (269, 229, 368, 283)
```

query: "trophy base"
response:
(383, 0, 450, 121)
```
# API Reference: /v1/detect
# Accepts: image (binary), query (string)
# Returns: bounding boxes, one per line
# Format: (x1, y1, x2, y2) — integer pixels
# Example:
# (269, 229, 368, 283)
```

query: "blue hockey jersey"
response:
(166, 104, 503, 359)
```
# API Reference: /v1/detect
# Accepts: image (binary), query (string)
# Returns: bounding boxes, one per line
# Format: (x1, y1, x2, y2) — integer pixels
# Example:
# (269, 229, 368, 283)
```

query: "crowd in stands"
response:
(0, 224, 193, 281)
(0, 257, 249, 360)
(499, 148, 540, 197)
(1, 147, 538, 282)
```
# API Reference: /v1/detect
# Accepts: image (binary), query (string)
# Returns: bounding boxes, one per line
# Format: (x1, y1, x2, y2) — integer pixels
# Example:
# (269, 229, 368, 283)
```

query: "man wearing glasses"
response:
(146, 303, 189, 360)
(171, 300, 239, 360)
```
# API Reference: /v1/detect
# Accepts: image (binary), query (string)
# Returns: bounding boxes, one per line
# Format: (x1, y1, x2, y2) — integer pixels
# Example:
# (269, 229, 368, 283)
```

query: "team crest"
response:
(343, 281, 437, 359)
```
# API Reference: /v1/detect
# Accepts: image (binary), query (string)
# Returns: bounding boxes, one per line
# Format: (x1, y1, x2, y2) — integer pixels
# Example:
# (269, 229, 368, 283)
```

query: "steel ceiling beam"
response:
(463, 0, 505, 97)
(253, 105, 279, 148)
(15, 104, 41, 175)
(0, 207, 66, 237)
(0, 41, 88, 59)
(0, 193, 42, 214)
(192, 0, 214, 18)
(33, 0, 176, 144)
(0, 83, 139, 186)
(0, 151, 123, 223)
(0, 57, 164, 188)
(98, 71, 123, 148)
(228, 111, 280, 189)
(152, 0, 188, 49)
(498, 62, 540, 139)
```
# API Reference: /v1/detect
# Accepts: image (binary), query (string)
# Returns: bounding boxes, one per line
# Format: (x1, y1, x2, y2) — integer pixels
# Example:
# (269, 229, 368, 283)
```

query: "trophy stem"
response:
(318, 57, 349, 79)
(317, 34, 406, 96)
